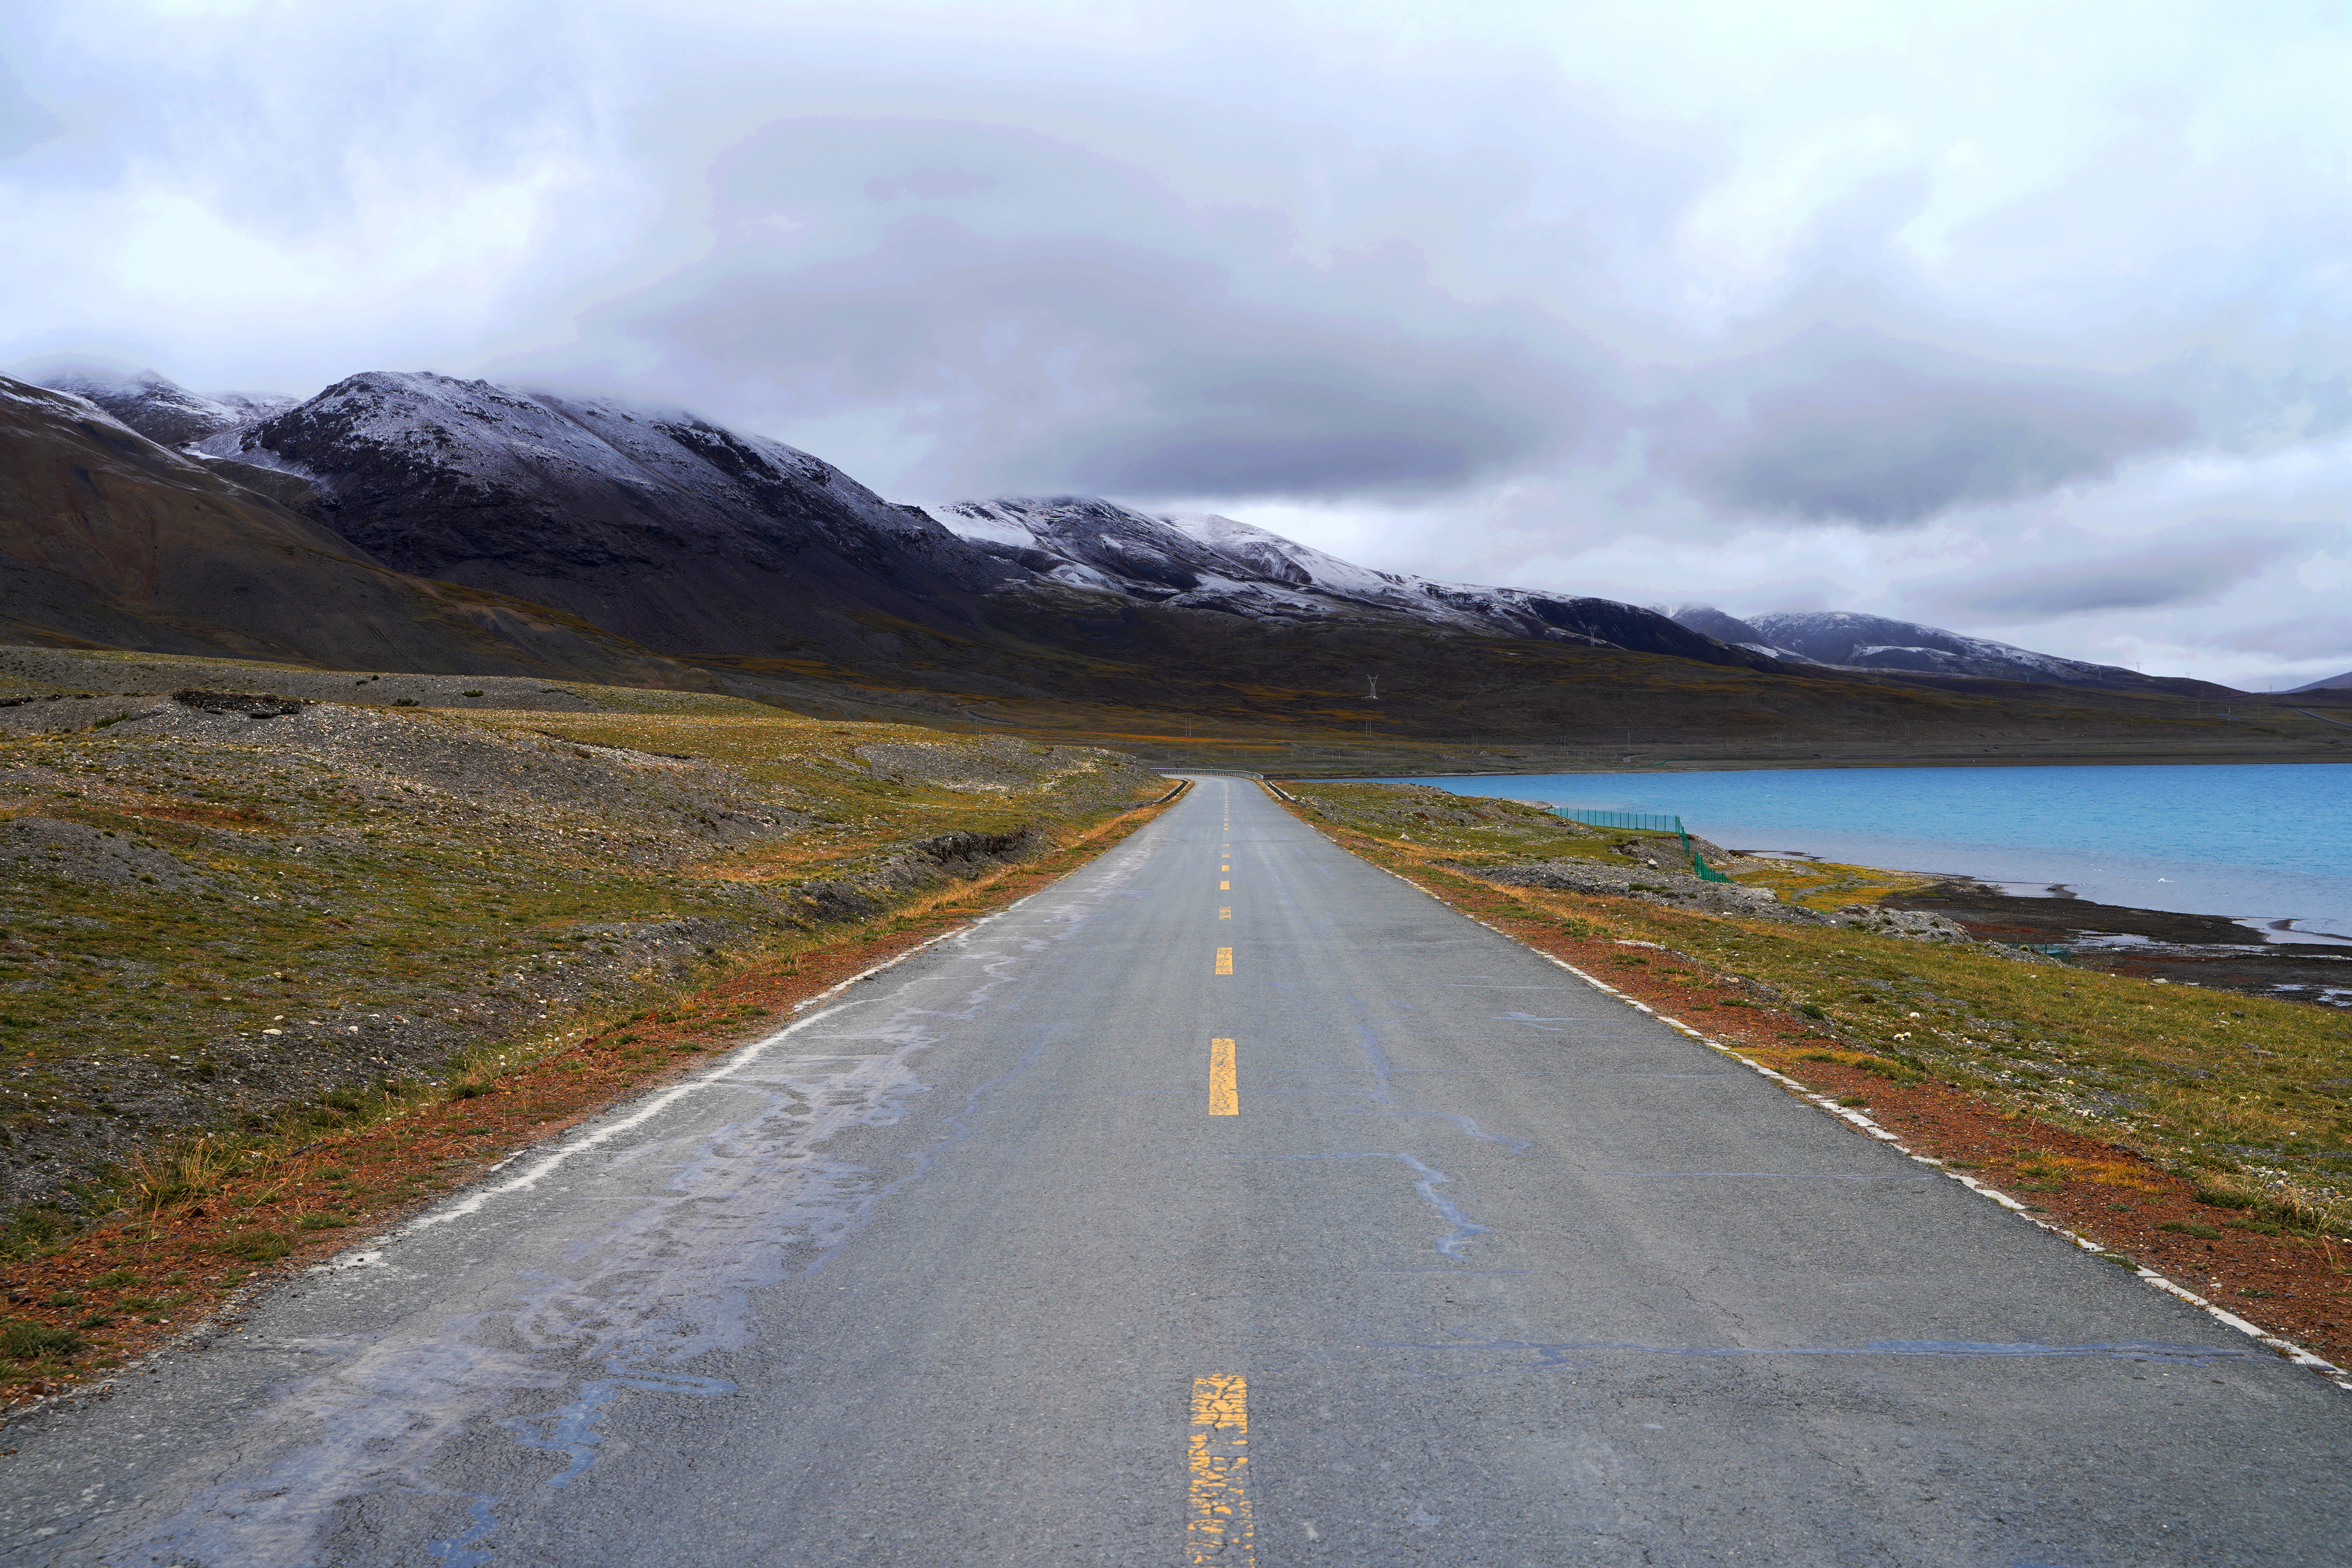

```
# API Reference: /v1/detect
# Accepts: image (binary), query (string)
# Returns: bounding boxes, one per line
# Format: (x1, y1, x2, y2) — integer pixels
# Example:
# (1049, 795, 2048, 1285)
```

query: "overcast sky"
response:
(6, 0, 2349, 686)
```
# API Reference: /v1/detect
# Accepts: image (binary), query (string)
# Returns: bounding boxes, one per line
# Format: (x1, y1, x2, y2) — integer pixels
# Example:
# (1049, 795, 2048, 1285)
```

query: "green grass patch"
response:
(0, 1321, 80, 1361)
(220, 1229, 293, 1262)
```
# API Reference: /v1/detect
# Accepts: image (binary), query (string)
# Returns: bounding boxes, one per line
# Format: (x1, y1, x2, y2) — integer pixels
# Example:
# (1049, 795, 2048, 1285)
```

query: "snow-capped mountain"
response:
(0, 373, 689, 682)
(929, 497, 1753, 664)
(174, 370, 1016, 662)
(1670, 605, 2226, 694)
(1661, 604, 1823, 664)
(5, 360, 2287, 703)
(12, 359, 295, 449)
(14, 362, 1761, 671)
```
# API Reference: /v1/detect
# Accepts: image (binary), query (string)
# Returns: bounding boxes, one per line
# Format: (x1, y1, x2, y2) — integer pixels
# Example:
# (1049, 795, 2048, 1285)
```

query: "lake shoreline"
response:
(1319, 754, 2352, 777)
(1882, 879, 2352, 1009)
(1347, 762, 2352, 1010)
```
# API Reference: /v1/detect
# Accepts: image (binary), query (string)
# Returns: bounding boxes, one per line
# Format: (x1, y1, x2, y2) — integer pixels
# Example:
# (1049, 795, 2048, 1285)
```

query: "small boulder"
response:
(172, 688, 308, 719)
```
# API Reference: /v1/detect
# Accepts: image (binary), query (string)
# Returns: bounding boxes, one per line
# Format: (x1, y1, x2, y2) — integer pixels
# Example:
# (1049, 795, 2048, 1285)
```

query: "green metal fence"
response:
(1551, 809, 1682, 833)
(1552, 808, 1733, 884)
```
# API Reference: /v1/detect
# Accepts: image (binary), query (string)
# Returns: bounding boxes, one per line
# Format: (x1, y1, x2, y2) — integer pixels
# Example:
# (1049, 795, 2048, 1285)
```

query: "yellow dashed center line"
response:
(1220, 880, 1229, 890)
(1188, 1375, 1253, 1565)
(1209, 1038, 1237, 1115)
(1214, 946, 1233, 975)
(1218, 906, 1230, 919)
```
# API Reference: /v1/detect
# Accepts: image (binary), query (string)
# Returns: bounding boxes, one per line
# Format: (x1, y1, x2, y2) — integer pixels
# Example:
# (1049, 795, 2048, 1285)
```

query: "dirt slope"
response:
(0, 378, 704, 686)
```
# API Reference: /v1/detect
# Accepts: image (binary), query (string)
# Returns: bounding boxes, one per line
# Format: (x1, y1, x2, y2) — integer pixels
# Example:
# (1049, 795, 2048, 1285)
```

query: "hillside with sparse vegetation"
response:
(0, 650, 1161, 1249)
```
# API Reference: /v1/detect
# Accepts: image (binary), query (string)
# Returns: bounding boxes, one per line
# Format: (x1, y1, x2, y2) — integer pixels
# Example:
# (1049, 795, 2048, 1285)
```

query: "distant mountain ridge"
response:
(0, 375, 698, 683)
(928, 497, 1744, 662)
(16, 360, 295, 449)
(10, 358, 2260, 708)
(21, 361, 1759, 672)
(184, 369, 1016, 666)
(1670, 604, 2235, 697)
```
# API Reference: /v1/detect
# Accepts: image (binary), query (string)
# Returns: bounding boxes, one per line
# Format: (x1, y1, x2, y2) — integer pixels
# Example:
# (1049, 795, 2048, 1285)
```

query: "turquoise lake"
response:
(1362, 763, 2352, 942)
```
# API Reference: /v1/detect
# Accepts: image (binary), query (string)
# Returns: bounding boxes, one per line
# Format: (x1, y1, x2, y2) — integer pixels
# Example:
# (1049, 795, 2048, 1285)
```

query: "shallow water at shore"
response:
(1361, 762, 2352, 942)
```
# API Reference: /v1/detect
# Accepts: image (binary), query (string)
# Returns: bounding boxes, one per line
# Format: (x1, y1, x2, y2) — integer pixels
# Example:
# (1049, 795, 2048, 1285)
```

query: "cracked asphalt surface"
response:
(0, 776, 2344, 1565)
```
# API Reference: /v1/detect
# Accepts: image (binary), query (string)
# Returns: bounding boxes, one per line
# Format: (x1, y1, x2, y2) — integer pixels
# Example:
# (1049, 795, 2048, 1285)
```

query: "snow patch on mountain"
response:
(928, 495, 1536, 631)
(1162, 512, 1410, 601)
(18, 360, 295, 448)
(201, 371, 962, 562)
(926, 496, 1763, 665)
(1749, 610, 2115, 682)
(1671, 604, 2208, 691)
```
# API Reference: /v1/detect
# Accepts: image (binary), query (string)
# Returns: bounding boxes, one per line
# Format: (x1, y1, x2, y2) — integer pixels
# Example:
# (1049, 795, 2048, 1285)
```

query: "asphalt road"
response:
(3, 776, 2345, 1566)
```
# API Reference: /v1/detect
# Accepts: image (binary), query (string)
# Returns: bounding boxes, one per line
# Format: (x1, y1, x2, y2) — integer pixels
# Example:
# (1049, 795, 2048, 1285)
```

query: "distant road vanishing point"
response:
(4, 779, 2345, 1565)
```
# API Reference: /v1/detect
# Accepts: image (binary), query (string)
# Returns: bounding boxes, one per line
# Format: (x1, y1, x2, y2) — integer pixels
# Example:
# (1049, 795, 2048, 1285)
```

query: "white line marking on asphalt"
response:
(329, 913, 1015, 1259)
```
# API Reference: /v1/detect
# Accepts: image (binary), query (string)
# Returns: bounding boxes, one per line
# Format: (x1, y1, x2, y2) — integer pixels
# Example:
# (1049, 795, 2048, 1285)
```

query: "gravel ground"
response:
(0, 647, 635, 716)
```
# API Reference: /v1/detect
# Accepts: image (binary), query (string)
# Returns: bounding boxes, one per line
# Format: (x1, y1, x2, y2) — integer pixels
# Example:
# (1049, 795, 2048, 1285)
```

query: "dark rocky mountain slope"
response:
(0, 376, 701, 685)
(30, 364, 1766, 681)
(1672, 604, 2235, 697)
(16, 362, 2266, 712)
(928, 497, 1755, 666)
(200, 372, 1020, 666)
(16, 361, 2287, 756)
(167, 368, 1755, 672)
(16, 361, 294, 449)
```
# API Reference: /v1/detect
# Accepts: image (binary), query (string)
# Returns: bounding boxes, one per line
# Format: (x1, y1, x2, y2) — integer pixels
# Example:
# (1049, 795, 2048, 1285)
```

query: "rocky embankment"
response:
(1458, 854, 2018, 944)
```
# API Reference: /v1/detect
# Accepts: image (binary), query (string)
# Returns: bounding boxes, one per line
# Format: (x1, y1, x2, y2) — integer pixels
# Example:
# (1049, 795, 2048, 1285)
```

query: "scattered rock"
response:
(789, 827, 1044, 921)
(0, 691, 1156, 1223)
(171, 689, 307, 719)
(855, 736, 1101, 793)
(0, 817, 205, 890)
(1833, 904, 1971, 942)
(1465, 859, 1828, 924)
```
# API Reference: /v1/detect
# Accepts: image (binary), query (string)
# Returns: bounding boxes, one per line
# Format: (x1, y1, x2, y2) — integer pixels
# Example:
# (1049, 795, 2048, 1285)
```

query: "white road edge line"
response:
(312, 906, 1029, 1271)
(1272, 784, 2352, 1394)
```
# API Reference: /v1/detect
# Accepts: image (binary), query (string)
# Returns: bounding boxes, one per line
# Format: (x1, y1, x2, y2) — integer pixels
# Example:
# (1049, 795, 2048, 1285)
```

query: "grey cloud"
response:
(16, 2, 2352, 685)
(547, 120, 1594, 501)
(1665, 341, 2193, 528)
(1033, 347, 1561, 498)
(1931, 530, 2298, 618)
(865, 169, 996, 201)
(2221, 615, 2352, 660)
(610, 238, 1572, 499)
(0, 55, 61, 160)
